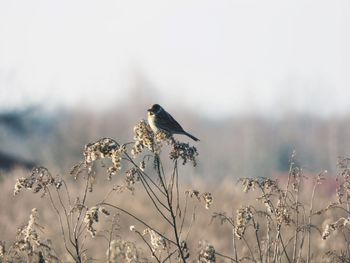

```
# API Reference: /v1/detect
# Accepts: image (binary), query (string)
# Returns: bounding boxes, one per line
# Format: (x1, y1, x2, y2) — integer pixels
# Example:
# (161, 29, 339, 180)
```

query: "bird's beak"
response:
(147, 108, 152, 112)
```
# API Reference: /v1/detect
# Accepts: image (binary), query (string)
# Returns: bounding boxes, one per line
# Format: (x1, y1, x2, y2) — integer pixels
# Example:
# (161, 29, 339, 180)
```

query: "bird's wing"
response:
(156, 111, 185, 133)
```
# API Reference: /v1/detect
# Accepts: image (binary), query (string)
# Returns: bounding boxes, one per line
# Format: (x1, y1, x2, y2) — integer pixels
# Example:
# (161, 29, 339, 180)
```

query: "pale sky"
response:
(0, 0, 349, 117)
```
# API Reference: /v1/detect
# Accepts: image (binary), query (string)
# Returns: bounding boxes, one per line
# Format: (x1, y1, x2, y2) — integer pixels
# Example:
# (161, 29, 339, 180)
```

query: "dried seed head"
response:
(202, 192, 213, 209)
(83, 138, 124, 179)
(125, 168, 140, 192)
(241, 178, 255, 193)
(142, 228, 166, 253)
(185, 189, 201, 200)
(275, 199, 291, 226)
(139, 161, 146, 171)
(186, 190, 213, 209)
(170, 141, 198, 166)
(322, 217, 350, 240)
(263, 200, 274, 213)
(262, 178, 278, 192)
(132, 120, 159, 156)
(84, 207, 99, 237)
(13, 167, 62, 196)
(13, 208, 58, 261)
(155, 131, 172, 143)
(235, 207, 252, 239)
(99, 207, 110, 216)
(84, 206, 109, 237)
(107, 239, 139, 263)
(322, 224, 332, 240)
(0, 241, 4, 259)
(180, 240, 190, 260)
(198, 240, 216, 263)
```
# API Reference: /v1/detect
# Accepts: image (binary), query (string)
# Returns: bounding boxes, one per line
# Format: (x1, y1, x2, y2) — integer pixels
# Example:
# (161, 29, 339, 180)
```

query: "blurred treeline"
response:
(0, 104, 349, 179)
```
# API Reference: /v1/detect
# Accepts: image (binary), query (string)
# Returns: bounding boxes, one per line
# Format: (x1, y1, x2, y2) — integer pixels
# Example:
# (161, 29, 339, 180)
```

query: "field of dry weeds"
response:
(0, 121, 350, 263)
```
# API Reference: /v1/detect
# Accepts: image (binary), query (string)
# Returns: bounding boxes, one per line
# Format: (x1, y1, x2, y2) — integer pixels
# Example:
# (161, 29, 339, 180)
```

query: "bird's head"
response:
(147, 104, 162, 116)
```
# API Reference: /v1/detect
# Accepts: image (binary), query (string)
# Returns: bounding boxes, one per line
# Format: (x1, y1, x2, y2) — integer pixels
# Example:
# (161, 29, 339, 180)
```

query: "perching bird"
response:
(147, 104, 199, 141)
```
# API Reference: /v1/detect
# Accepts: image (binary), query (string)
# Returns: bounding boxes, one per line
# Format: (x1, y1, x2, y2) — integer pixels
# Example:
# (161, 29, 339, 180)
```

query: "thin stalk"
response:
(124, 152, 166, 196)
(242, 236, 256, 262)
(46, 188, 76, 261)
(101, 202, 176, 246)
(292, 180, 301, 262)
(307, 175, 319, 263)
(232, 226, 238, 263)
(156, 156, 187, 262)
(55, 188, 75, 248)
(278, 230, 291, 263)
(252, 218, 263, 263)
(266, 219, 271, 263)
(135, 230, 162, 263)
(138, 171, 171, 212)
(139, 175, 173, 226)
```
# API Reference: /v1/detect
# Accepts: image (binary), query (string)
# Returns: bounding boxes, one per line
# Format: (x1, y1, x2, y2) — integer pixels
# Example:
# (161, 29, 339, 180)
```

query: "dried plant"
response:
(211, 153, 349, 263)
(198, 240, 216, 263)
(107, 239, 144, 263)
(5, 120, 350, 263)
(0, 208, 59, 262)
(9, 120, 204, 262)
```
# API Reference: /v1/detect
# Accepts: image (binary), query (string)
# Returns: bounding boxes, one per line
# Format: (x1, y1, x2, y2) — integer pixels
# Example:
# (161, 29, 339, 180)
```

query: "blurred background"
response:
(0, 0, 350, 178)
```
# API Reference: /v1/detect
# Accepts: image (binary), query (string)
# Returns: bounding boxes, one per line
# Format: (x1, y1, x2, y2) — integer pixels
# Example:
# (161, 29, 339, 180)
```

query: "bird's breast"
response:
(148, 115, 158, 133)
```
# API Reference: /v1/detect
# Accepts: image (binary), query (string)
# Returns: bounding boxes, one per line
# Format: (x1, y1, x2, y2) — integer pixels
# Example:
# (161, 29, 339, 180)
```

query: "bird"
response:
(147, 104, 199, 141)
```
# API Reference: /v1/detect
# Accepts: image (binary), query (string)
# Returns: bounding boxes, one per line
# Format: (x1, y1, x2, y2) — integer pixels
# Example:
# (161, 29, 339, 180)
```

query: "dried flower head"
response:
(337, 157, 350, 178)
(241, 178, 256, 193)
(198, 240, 216, 263)
(0, 241, 4, 259)
(263, 199, 274, 213)
(170, 141, 198, 166)
(84, 206, 110, 237)
(322, 224, 332, 240)
(180, 240, 190, 260)
(240, 177, 278, 194)
(336, 184, 344, 204)
(335, 157, 350, 204)
(142, 228, 166, 253)
(275, 198, 291, 226)
(107, 239, 140, 263)
(185, 189, 201, 200)
(84, 138, 125, 179)
(322, 217, 350, 240)
(261, 178, 278, 192)
(13, 209, 58, 261)
(125, 168, 140, 192)
(235, 206, 253, 239)
(84, 206, 99, 237)
(202, 192, 213, 209)
(132, 120, 158, 156)
(14, 167, 62, 196)
(155, 130, 173, 143)
(139, 160, 146, 171)
(290, 166, 302, 192)
(186, 190, 213, 209)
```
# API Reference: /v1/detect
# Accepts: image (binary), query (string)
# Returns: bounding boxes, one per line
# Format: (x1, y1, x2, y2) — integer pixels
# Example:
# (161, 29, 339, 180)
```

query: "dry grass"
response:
(0, 121, 350, 263)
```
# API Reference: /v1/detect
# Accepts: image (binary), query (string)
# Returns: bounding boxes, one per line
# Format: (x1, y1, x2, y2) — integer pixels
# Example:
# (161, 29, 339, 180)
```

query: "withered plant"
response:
(3, 122, 350, 263)
(212, 152, 350, 263)
(7, 120, 211, 262)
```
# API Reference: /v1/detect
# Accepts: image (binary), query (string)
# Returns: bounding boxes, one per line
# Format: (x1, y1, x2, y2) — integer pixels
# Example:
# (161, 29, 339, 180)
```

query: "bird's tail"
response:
(183, 131, 200, 141)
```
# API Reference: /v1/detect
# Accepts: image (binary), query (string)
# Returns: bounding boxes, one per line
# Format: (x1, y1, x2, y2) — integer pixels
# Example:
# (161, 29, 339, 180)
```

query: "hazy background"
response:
(0, 0, 350, 178)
